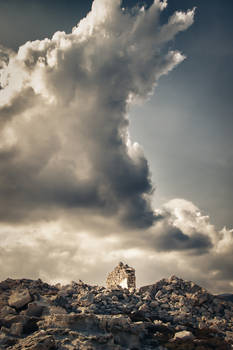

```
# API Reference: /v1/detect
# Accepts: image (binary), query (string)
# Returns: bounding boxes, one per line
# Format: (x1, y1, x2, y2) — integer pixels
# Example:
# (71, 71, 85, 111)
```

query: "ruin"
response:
(106, 262, 136, 289)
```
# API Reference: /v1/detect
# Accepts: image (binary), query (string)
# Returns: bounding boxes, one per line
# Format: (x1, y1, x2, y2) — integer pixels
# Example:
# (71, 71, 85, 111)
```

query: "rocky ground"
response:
(0, 275, 232, 349)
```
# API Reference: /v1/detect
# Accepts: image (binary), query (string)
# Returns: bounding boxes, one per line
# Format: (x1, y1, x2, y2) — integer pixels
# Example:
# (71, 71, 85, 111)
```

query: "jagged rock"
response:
(173, 330, 194, 340)
(0, 272, 232, 349)
(0, 306, 17, 318)
(10, 322, 23, 337)
(8, 333, 56, 350)
(138, 303, 149, 312)
(8, 289, 32, 309)
(21, 302, 44, 317)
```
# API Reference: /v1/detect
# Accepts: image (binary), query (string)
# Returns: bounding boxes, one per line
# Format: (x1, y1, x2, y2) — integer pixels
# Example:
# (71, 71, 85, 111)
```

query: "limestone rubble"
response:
(0, 275, 232, 349)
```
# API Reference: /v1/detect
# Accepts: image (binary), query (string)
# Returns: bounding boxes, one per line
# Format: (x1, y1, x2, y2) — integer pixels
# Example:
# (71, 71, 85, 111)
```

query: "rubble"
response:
(0, 268, 232, 349)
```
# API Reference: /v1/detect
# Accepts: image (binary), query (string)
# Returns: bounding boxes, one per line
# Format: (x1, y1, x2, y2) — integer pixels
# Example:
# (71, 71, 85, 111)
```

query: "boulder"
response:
(173, 330, 194, 340)
(10, 322, 23, 337)
(23, 302, 44, 317)
(8, 289, 32, 309)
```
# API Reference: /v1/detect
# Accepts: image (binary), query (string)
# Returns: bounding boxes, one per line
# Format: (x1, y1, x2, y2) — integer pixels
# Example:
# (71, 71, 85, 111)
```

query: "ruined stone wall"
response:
(106, 262, 136, 289)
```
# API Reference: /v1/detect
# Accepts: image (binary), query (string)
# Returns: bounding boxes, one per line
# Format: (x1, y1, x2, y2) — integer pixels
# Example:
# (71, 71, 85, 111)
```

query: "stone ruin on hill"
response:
(106, 262, 136, 289)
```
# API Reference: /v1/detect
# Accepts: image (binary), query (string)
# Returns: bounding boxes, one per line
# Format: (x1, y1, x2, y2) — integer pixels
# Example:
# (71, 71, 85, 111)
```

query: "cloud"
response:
(0, 0, 194, 228)
(3, 1, 232, 293)
(0, 199, 232, 293)
(148, 199, 233, 293)
(154, 226, 213, 253)
(151, 199, 214, 254)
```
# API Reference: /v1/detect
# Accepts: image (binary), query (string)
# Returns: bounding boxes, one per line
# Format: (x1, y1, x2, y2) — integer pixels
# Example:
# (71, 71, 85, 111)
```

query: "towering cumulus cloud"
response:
(1, 0, 232, 293)
(0, 0, 194, 227)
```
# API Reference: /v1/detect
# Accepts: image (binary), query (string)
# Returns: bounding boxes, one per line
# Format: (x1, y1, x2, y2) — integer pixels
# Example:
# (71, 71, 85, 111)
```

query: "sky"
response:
(0, 0, 233, 294)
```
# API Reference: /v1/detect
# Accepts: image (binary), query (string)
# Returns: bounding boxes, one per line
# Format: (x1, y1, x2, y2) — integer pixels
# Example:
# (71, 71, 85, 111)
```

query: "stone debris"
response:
(8, 289, 32, 309)
(173, 330, 194, 340)
(0, 269, 232, 349)
(106, 262, 136, 289)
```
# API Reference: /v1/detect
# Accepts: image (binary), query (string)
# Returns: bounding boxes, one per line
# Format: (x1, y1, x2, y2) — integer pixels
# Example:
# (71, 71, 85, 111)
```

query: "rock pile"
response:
(0, 273, 232, 349)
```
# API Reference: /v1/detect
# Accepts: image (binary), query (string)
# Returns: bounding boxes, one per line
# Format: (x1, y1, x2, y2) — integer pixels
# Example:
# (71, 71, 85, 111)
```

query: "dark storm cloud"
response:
(0, 0, 194, 227)
(155, 226, 212, 254)
(115, 200, 214, 255)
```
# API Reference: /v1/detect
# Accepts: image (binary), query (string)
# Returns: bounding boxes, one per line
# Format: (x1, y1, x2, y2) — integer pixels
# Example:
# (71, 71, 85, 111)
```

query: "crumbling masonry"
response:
(106, 262, 136, 289)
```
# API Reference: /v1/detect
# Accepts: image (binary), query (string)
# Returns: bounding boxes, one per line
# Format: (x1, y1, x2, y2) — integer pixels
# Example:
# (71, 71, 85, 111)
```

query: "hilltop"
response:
(0, 265, 232, 349)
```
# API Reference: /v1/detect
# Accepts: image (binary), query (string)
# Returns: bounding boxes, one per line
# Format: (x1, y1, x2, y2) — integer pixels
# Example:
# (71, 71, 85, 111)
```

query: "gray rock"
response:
(173, 330, 194, 340)
(9, 334, 56, 350)
(0, 272, 232, 350)
(10, 322, 23, 337)
(23, 302, 44, 317)
(0, 306, 17, 317)
(150, 300, 159, 308)
(138, 304, 149, 312)
(8, 289, 32, 309)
